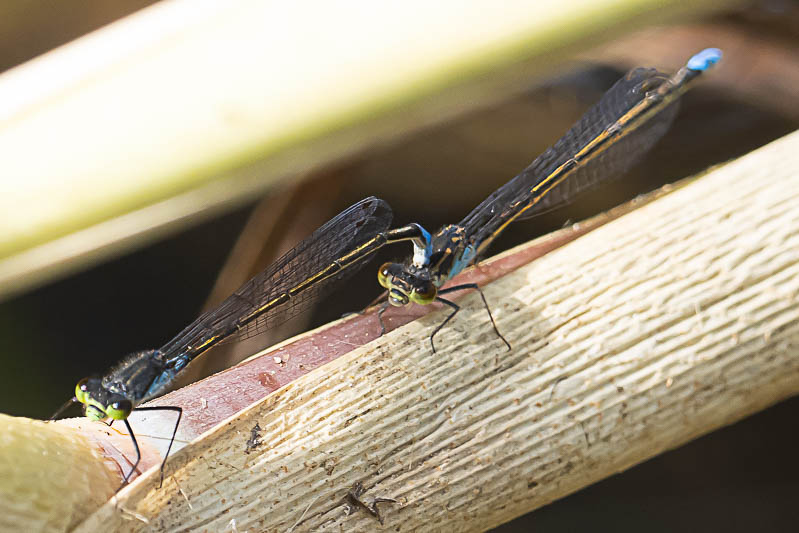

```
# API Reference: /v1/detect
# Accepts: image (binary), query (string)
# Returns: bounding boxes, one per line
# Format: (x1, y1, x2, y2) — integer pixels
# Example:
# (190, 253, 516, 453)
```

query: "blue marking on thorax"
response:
(686, 48, 722, 71)
(145, 354, 190, 398)
(445, 244, 477, 282)
(145, 372, 172, 398)
(412, 224, 433, 266)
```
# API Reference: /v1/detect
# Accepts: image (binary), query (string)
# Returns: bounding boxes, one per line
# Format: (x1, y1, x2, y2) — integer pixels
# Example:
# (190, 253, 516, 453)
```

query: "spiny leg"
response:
(430, 297, 461, 353)
(438, 283, 511, 351)
(134, 405, 183, 488)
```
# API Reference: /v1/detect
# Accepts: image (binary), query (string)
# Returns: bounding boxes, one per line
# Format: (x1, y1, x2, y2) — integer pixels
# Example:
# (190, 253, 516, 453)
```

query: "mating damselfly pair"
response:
(51, 48, 722, 487)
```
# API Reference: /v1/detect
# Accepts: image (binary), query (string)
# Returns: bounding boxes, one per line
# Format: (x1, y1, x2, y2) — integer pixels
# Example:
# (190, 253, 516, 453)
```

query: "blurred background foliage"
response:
(0, 1, 798, 531)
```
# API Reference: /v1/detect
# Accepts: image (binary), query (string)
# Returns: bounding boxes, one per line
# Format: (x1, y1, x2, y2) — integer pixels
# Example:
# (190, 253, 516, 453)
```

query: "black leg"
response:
(365, 289, 389, 311)
(376, 301, 390, 335)
(431, 297, 460, 353)
(121, 418, 141, 489)
(133, 405, 183, 488)
(48, 396, 78, 421)
(341, 290, 389, 319)
(438, 283, 511, 351)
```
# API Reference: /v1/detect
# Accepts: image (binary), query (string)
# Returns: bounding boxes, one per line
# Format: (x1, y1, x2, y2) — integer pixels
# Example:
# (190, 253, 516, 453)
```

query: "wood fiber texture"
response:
(78, 130, 799, 531)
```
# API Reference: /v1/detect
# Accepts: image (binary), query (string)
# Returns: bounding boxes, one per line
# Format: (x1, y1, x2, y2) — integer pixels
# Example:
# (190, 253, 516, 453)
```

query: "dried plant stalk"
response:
(68, 131, 799, 531)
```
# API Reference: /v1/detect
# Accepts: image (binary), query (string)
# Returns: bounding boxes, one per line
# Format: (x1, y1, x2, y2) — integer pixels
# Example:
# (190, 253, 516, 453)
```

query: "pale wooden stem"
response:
(0, 415, 118, 532)
(68, 130, 799, 531)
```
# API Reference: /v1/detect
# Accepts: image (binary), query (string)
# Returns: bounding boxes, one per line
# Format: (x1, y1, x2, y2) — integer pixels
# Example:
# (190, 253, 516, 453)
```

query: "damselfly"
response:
(51, 196, 403, 486)
(375, 48, 722, 351)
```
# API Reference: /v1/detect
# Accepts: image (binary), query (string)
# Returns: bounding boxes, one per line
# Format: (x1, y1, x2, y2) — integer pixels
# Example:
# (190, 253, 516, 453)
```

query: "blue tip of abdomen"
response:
(686, 48, 723, 71)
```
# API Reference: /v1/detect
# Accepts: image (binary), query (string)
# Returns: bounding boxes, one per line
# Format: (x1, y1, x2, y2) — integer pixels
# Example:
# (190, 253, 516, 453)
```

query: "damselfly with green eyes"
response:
(374, 48, 722, 351)
(51, 196, 410, 486)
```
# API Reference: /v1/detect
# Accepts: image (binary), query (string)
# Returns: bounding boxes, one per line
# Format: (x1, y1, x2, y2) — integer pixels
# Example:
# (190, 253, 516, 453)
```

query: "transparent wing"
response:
(460, 67, 679, 243)
(157, 197, 393, 366)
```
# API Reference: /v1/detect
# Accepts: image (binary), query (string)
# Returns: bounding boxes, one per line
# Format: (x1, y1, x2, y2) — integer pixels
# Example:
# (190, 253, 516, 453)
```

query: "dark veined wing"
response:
(157, 197, 393, 366)
(459, 66, 679, 244)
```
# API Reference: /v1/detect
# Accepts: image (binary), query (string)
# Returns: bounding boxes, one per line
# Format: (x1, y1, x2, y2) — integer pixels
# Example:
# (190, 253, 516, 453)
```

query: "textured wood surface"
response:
(71, 130, 799, 531)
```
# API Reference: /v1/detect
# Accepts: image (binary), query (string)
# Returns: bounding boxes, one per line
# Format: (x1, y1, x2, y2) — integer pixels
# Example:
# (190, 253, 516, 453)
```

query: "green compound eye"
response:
(409, 283, 436, 305)
(105, 399, 132, 421)
(75, 378, 90, 405)
(377, 262, 392, 289)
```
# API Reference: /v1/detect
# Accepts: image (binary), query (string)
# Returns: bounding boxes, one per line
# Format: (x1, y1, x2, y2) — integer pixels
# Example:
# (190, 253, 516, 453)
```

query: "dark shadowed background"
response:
(1, 1, 797, 531)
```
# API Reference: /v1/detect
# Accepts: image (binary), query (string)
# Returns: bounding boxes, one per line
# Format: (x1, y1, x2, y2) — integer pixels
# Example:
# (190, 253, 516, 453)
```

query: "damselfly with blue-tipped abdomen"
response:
(375, 48, 723, 352)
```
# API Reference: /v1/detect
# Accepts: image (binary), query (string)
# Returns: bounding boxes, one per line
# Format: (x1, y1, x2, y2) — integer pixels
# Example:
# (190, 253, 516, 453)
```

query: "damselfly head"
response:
(378, 262, 437, 307)
(74, 376, 132, 422)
